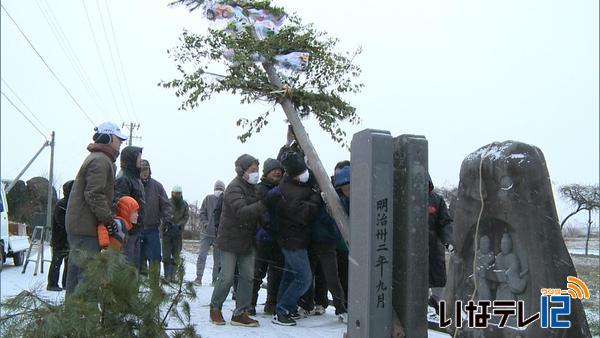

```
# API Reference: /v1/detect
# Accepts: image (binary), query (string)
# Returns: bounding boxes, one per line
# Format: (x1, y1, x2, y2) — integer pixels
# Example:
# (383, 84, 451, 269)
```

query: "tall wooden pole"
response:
(262, 63, 350, 245)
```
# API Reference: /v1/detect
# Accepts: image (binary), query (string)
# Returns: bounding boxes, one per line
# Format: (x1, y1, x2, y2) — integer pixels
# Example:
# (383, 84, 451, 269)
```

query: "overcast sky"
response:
(1, 0, 598, 223)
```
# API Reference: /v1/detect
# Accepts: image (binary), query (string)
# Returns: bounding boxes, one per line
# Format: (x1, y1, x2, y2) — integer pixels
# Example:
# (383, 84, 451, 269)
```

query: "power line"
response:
(1, 90, 48, 140)
(81, 0, 124, 123)
(105, 0, 139, 122)
(1, 77, 51, 135)
(1, 3, 96, 127)
(95, 0, 132, 122)
(36, 0, 108, 116)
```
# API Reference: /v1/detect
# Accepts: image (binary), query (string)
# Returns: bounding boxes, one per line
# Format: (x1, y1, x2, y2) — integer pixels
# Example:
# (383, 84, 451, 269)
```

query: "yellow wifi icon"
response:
(565, 276, 590, 300)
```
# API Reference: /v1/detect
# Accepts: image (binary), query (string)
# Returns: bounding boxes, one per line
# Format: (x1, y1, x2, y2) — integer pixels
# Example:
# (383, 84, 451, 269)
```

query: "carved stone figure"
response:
(444, 141, 591, 337)
(475, 235, 494, 301)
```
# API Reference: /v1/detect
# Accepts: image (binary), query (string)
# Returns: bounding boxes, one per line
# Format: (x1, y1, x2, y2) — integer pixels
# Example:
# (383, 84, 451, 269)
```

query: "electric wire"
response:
(104, 0, 139, 122)
(1, 90, 48, 140)
(95, 0, 132, 122)
(1, 3, 95, 126)
(81, 0, 124, 123)
(36, 0, 108, 116)
(1, 77, 50, 135)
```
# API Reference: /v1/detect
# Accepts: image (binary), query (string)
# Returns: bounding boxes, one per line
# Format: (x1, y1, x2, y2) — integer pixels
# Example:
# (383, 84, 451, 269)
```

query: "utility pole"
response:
(122, 122, 141, 146)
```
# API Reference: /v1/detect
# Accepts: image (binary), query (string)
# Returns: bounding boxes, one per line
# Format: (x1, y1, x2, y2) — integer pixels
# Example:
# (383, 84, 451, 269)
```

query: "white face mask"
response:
(214, 190, 223, 197)
(246, 172, 260, 185)
(298, 170, 310, 183)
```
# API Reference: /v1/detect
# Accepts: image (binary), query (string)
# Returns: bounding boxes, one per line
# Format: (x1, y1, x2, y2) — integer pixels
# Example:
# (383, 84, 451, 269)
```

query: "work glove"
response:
(262, 187, 282, 208)
(106, 219, 119, 236)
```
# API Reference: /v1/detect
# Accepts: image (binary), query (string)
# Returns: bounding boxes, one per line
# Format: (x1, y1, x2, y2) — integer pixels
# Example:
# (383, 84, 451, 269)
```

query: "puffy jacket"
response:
(275, 174, 321, 250)
(66, 144, 118, 237)
(114, 146, 145, 234)
(216, 176, 266, 254)
(170, 197, 189, 229)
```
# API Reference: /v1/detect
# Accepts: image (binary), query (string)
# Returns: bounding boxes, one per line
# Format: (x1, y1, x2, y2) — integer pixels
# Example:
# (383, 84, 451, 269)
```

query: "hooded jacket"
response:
(66, 143, 119, 237)
(141, 162, 172, 229)
(114, 146, 145, 234)
(51, 180, 74, 249)
(428, 178, 454, 287)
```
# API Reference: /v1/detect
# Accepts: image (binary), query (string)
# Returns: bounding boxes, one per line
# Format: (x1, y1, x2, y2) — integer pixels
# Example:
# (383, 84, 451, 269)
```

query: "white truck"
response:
(1, 180, 30, 270)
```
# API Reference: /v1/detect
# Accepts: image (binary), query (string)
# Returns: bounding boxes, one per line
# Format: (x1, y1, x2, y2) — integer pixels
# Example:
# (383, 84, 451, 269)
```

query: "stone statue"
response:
(492, 233, 527, 301)
(475, 235, 495, 301)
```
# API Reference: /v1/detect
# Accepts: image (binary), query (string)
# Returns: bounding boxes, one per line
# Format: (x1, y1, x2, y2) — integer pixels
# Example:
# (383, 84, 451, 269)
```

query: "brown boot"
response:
(231, 312, 259, 327)
(210, 307, 226, 325)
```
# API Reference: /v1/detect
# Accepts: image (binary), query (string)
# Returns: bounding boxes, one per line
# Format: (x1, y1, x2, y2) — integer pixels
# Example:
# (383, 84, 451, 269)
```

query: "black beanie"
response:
(235, 154, 259, 176)
(263, 158, 284, 176)
(281, 152, 307, 177)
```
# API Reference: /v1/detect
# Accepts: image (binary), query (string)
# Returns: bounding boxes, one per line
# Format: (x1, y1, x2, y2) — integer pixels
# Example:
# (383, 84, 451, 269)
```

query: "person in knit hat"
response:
(249, 158, 285, 315)
(65, 122, 127, 294)
(194, 180, 226, 286)
(209, 154, 266, 327)
(272, 152, 322, 326)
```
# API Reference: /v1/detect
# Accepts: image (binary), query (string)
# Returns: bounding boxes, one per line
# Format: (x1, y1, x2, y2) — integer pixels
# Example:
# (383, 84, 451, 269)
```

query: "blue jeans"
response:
(141, 228, 162, 262)
(277, 248, 312, 315)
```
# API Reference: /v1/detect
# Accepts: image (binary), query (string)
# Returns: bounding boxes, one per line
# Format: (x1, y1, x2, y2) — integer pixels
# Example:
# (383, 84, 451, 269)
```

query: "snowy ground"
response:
(0, 246, 447, 337)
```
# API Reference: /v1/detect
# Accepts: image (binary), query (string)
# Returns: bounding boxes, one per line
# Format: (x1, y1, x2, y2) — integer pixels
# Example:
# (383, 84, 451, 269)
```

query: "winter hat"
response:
(235, 154, 259, 176)
(116, 196, 139, 224)
(281, 152, 307, 178)
(214, 180, 225, 191)
(172, 185, 183, 193)
(334, 166, 351, 187)
(93, 121, 128, 144)
(141, 159, 151, 170)
(263, 158, 284, 176)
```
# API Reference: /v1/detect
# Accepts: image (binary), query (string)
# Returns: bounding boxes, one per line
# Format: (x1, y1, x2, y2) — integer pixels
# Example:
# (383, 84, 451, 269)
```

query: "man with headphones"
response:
(65, 122, 127, 294)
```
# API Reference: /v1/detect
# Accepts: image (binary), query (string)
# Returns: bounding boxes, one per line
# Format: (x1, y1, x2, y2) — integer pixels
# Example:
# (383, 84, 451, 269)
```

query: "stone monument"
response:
(445, 141, 591, 337)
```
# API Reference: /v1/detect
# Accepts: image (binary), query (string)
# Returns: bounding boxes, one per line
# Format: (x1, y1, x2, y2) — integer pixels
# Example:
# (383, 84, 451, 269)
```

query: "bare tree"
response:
(435, 185, 458, 216)
(559, 183, 600, 255)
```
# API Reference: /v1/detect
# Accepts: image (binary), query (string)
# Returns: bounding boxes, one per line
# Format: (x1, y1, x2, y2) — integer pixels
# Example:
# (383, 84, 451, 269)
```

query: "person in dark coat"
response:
(250, 158, 285, 316)
(139, 159, 172, 287)
(47, 180, 74, 291)
(65, 122, 127, 294)
(209, 154, 266, 327)
(114, 146, 145, 270)
(427, 175, 454, 312)
(163, 185, 189, 281)
(272, 152, 321, 326)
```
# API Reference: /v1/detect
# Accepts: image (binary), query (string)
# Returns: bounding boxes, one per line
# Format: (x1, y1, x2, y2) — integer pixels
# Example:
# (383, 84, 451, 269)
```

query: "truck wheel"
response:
(13, 251, 24, 266)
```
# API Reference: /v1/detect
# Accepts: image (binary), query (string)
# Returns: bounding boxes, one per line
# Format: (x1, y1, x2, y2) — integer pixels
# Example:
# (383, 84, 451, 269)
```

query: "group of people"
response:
(47, 120, 455, 330)
(196, 126, 353, 327)
(48, 121, 190, 293)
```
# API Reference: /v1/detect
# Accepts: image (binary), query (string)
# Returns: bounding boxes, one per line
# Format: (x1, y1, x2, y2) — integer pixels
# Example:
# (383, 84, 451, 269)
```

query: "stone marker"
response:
(392, 134, 429, 338)
(347, 129, 394, 338)
(445, 141, 591, 338)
